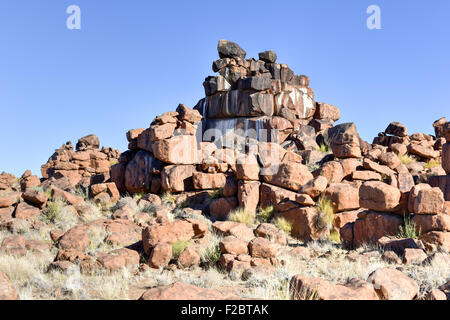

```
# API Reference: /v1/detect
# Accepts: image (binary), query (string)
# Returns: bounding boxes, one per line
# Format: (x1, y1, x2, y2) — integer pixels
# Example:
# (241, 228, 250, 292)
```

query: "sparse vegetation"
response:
(87, 226, 109, 254)
(139, 202, 158, 215)
(316, 143, 332, 154)
(316, 197, 335, 232)
(397, 215, 421, 239)
(273, 217, 293, 235)
(199, 234, 222, 268)
(41, 199, 78, 230)
(228, 208, 256, 226)
(306, 162, 320, 173)
(75, 186, 89, 201)
(399, 153, 415, 165)
(256, 205, 274, 223)
(132, 192, 145, 201)
(162, 192, 176, 207)
(172, 239, 191, 260)
(328, 230, 341, 244)
(80, 200, 106, 223)
(32, 186, 52, 200)
(424, 159, 441, 170)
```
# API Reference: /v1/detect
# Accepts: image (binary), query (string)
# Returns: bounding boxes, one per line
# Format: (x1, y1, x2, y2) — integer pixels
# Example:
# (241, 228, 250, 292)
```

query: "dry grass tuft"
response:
(424, 159, 441, 170)
(42, 199, 78, 231)
(228, 208, 255, 226)
(399, 153, 415, 165)
(273, 217, 293, 235)
(256, 206, 274, 223)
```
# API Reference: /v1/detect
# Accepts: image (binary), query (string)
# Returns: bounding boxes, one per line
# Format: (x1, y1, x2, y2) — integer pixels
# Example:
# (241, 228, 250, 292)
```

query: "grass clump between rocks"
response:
(399, 153, 415, 165)
(424, 159, 440, 170)
(42, 199, 78, 231)
(172, 239, 191, 259)
(316, 143, 332, 154)
(397, 215, 421, 239)
(162, 192, 176, 207)
(316, 197, 335, 231)
(257, 205, 274, 223)
(228, 208, 256, 227)
(273, 217, 292, 235)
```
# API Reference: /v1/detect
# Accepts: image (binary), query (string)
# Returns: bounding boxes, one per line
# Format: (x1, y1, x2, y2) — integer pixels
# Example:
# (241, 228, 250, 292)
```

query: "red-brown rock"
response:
(290, 276, 378, 300)
(408, 184, 444, 215)
(323, 183, 360, 212)
(367, 267, 419, 300)
(359, 181, 401, 212)
(248, 237, 278, 258)
(139, 282, 239, 300)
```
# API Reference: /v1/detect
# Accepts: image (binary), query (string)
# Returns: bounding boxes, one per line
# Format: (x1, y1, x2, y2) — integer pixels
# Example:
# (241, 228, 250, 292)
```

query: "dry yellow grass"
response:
(228, 208, 256, 226)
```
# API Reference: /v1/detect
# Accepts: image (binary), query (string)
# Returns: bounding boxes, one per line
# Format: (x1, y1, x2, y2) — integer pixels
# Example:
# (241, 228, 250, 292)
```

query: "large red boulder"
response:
(359, 181, 401, 212)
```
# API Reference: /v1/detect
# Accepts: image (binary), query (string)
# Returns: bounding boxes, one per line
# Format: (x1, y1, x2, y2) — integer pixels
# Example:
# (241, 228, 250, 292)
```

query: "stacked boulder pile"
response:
(41, 134, 120, 188)
(111, 40, 449, 253)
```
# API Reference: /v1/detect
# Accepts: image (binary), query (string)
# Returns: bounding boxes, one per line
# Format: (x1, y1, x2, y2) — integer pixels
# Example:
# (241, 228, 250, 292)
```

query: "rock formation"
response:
(0, 40, 449, 300)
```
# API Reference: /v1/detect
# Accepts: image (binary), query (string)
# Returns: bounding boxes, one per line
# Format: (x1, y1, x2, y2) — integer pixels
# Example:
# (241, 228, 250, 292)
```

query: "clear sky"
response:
(1, 0, 449, 177)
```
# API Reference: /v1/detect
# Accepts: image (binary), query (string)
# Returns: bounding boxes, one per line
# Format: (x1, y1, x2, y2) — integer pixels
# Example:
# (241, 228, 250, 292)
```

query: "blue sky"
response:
(0, 0, 449, 177)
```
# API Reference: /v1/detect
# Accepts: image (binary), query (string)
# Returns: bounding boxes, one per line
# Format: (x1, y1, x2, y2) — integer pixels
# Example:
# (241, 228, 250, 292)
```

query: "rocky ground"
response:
(0, 40, 449, 300)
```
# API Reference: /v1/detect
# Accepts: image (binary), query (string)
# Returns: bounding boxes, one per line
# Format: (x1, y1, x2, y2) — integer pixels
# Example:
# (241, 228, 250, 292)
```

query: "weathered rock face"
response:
(124, 151, 158, 194)
(161, 165, 195, 193)
(152, 135, 200, 165)
(408, 184, 444, 214)
(353, 211, 403, 247)
(275, 206, 329, 242)
(262, 162, 313, 192)
(290, 276, 378, 300)
(323, 183, 360, 212)
(443, 143, 450, 174)
(367, 267, 419, 300)
(359, 181, 401, 212)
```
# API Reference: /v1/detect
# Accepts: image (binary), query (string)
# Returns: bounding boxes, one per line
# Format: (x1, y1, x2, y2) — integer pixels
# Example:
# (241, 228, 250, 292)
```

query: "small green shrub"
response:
(228, 208, 256, 226)
(172, 239, 191, 259)
(42, 199, 78, 230)
(42, 199, 63, 223)
(257, 206, 274, 223)
(32, 186, 52, 200)
(199, 232, 222, 268)
(306, 162, 320, 173)
(75, 186, 89, 201)
(273, 217, 293, 235)
(397, 215, 421, 239)
(316, 143, 332, 154)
